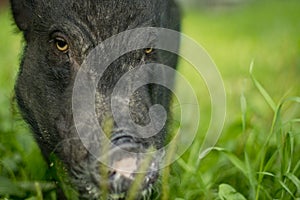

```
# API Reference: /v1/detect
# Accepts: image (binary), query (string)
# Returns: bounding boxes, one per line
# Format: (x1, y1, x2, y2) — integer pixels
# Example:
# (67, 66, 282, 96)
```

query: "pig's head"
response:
(11, 0, 180, 199)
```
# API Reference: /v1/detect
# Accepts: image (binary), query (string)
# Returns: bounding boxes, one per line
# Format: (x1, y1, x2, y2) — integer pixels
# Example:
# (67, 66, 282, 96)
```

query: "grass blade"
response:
(278, 180, 295, 198)
(240, 92, 247, 133)
(212, 148, 247, 177)
(245, 152, 256, 199)
(285, 173, 300, 192)
(249, 61, 276, 112)
(218, 184, 247, 200)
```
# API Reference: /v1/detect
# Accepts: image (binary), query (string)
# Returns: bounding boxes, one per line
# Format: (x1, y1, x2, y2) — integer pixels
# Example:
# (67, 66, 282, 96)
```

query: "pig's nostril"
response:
(111, 135, 135, 146)
(108, 169, 117, 178)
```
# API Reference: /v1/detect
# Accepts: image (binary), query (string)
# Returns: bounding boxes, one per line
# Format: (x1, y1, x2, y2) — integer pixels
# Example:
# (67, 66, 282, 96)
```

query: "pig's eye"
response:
(144, 48, 153, 55)
(55, 37, 69, 52)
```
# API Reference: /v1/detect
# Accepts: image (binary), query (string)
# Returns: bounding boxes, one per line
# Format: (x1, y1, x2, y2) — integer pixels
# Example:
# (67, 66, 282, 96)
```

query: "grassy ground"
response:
(0, 0, 300, 199)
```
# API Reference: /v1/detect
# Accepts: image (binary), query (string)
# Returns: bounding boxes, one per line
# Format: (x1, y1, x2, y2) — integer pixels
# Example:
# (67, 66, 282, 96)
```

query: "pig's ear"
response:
(10, 0, 33, 31)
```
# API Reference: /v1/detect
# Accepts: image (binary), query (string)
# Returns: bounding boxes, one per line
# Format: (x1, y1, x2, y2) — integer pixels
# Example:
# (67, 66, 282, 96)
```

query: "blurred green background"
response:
(0, 0, 299, 199)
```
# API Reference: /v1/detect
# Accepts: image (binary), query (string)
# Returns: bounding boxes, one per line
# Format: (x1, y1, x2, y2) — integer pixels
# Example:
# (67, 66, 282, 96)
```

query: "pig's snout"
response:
(94, 134, 161, 198)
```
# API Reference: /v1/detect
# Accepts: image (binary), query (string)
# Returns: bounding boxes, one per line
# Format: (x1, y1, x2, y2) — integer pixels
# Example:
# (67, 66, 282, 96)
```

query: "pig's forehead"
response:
(35, 0, 164, 24)
(37, 0, 162, 10)
(32, 0, 167, 39)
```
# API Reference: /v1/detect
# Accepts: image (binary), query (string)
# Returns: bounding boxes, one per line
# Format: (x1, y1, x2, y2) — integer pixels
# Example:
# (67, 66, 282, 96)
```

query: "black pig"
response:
(11, 0, 180, 199)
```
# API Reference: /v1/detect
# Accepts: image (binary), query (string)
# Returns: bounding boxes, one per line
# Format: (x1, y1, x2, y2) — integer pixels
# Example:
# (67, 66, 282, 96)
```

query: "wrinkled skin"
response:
(11, 0, 180, 199)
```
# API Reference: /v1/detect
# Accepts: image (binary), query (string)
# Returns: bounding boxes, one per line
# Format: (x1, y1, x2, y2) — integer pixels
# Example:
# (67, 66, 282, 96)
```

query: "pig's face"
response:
(11, 0, 180, 199)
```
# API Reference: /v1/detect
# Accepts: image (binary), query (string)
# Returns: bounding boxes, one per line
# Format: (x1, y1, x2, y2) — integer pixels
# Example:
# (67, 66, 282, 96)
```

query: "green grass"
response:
(0, 0, 300, 199)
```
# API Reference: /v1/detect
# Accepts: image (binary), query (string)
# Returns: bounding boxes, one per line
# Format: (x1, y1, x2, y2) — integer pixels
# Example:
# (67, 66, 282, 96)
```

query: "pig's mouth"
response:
(107, 145, 162, 199)
(104, 144, 162, 200)
(72, 135, 164, 200)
